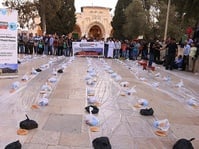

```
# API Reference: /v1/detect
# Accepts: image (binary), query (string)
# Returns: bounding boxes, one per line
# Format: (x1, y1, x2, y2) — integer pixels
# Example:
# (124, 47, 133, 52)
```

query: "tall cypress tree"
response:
(46, 0, 76, 35)
(111, 0, 132, 40)
(123, 0, 148, 39)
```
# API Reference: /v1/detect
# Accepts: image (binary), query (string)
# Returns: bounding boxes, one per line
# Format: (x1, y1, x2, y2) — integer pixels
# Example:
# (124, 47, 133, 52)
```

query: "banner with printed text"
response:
(72, 42, 104, 57)
(0, 8, 18, 77)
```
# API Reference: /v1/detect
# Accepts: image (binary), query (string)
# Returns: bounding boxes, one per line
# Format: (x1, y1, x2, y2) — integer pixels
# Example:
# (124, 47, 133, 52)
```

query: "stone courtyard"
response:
(0, 55, 199, 149)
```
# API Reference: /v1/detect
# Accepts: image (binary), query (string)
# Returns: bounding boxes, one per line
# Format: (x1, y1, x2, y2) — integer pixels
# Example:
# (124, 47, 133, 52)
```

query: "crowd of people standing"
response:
(104, 36, 199, 73)
(17, 33, 73, 56)
(17, 32, 199, 73)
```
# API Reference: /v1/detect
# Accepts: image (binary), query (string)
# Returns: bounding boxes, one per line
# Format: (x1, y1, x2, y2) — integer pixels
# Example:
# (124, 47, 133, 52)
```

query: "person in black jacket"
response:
(148, 39, 156, 67)
(164, 38, 178, 70)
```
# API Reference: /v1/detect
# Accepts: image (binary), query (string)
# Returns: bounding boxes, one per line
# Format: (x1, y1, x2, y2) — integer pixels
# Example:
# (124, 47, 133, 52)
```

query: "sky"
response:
(74, 0, 118, 14)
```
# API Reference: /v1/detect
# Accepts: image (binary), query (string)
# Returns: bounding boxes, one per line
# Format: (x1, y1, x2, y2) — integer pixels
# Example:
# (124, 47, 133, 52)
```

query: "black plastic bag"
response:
(92, 136, 111, 149)
(17, 60, 21, 64)
(85, 105, 99, 114)
(140, 108, 154, 116)
(173, 138, 195, 149)
(57, 69, 63, 73)
(5, 140, 22, 149)
(19, 115, 38, 130)
(35, 68, 42, 72)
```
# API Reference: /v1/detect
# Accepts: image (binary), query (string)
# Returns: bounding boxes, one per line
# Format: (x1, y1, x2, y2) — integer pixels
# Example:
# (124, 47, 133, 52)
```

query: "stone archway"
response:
(86, 22, 105, 40)
(88, 25, 102, 40)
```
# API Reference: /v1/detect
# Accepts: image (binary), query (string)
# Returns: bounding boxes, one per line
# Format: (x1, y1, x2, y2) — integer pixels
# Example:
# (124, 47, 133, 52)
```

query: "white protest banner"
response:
(0, 8, 18, 77)
(72, 41, 104, 57)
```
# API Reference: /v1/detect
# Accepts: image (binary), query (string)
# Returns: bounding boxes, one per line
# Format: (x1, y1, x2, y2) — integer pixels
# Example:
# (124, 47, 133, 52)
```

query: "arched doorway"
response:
(88, 25, 103, 40)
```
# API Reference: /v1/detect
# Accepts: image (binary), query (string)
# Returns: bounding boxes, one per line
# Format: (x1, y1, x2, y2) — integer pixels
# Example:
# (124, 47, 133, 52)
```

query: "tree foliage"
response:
(3, 0, 38, 29)
(2, 0, 76, 35)
(44, 0, 76, 35)
(123, 0, 149, 39)
(37, 0, 63, 33)
(159, 0, 199, 34)
(111, 0, 132, 40)
(112, 0, 199, 40)
(171, 0, 199, 21)
(156, 1, 181, 40)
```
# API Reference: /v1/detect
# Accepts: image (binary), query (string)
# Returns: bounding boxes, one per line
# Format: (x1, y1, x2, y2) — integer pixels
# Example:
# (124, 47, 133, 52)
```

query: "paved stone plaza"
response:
(0, 55, 199, 149)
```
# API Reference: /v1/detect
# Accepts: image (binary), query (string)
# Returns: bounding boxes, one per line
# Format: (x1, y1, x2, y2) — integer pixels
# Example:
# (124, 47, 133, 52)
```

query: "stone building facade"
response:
(73, 6, 113, 40)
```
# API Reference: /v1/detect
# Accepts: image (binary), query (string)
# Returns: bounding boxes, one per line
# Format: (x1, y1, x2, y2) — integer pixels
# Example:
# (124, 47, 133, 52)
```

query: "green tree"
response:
(37, 0, 63, 33)
(123, 0, 149, 39)
(111, 0, 132, 40)
(157, 0, 185, 41)
(3, 0, 38, 29)
(3, 0, 76, 35)
(46, 0, 76, 35)
(159, 0, 199, 38)
(171, 0, 199, 38)
(172, 0, 199, 21)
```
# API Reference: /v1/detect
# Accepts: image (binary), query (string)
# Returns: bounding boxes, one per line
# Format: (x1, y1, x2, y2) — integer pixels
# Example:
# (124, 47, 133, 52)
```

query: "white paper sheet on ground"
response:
(31, 68, 38, 75)
(176, 79, 184, 88)
(21, 74, 29, 81)
(187, 98, 198, 106)
(87, 96, 98, 104)
(87, 88, 95, 96)
(114, 75, 122, 82)
(126, 86, 136, 95)
(41, 82, 52, 91)
(40, 64, 49, 70)
(61, 64, 67, 69)
(48, 77, 57, 83)
(139, 77, 146, 81)
(90, 71, 97, 77)
(86, 80, 95, 86)
(163, 76, 170, 81)
(152, 82, 160, 87)
(38, 97, 49, 106)
(52, 68, 57, 76)
(104, 67, 111, 72)
(138, 98, 149, 106)
(153, 119, 170, 132)
(48, 60, 53, 66)
(155, 72, 161, 77)
(85, 113, 99, 126)
(11, 81, 20, 90)
(85, 74, 92, 80)
(87, 67, 94, 73)
(111, 73, 117, 78)
(108, 69, 114, 74)
(120, 81, 129, 87)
